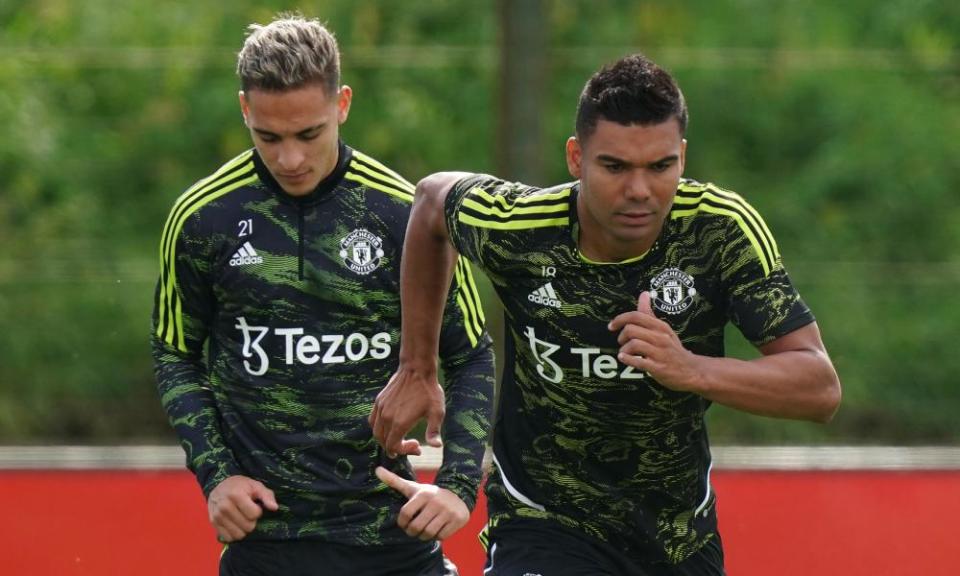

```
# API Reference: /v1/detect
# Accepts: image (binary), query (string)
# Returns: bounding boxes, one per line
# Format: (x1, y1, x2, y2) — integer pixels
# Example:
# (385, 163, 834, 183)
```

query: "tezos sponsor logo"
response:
(234, 317, 391, 376)
(524, 325, 646, 383)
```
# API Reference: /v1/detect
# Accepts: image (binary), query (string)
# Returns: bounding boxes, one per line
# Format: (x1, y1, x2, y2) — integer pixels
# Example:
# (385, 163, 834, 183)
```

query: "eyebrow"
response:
(252, 123, 327, 138)
(596, 153, 680, 167)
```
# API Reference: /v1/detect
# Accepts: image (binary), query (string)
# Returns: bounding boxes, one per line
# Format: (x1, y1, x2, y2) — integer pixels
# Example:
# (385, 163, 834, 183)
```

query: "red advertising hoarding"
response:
(1, 446, 956, 576)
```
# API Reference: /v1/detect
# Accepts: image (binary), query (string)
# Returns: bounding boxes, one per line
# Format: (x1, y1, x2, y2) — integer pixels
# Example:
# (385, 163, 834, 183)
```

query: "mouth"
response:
(278, 171, 310, 181)
(615, 211, 655, 225)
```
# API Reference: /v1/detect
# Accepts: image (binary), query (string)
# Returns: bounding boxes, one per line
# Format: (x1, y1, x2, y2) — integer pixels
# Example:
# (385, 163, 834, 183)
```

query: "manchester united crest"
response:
(649, 268, 696, 315)
(339, 229, 385, 275)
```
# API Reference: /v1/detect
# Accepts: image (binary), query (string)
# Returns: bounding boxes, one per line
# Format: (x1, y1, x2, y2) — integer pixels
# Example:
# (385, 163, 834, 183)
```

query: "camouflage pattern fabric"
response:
(446, 174, 812, 564)
(151, 144, 494, 544)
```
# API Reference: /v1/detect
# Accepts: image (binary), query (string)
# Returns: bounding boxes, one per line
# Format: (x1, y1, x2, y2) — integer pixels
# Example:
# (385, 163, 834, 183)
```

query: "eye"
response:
(651, 161, 672, 173)
(603, 162, 626, 174)
(298, 132, 320, 141)
(258, 133, 280, 144)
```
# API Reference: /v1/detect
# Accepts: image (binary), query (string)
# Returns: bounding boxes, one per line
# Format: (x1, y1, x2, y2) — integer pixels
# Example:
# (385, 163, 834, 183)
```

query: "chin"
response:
(612, 227, 659, 248)
(283, 183, 317, 197)
(612, 227, 652, 241)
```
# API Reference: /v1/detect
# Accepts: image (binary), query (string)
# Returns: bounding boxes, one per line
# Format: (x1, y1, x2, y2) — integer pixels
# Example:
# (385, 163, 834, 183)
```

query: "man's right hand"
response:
(370, 367, 445, 458)
(207, 475, 279, 543)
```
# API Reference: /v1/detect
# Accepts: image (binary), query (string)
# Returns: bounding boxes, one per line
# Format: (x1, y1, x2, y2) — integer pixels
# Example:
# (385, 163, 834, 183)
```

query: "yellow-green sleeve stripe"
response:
(158, 157, 253, 334)
(469, 185, 571, 209)
(452, 257, 482, 347)
(458, 212, 569, 230)
(344, 172, 414, 203)
(674, 184, 780, 274)
(461, 196, 568, 219)
(672, 203, 774, 276)
(156, 161, 258, 351)
(351, 150, 416, 193)
(705, 186, 779, 259)
(348, 159, 415, 196)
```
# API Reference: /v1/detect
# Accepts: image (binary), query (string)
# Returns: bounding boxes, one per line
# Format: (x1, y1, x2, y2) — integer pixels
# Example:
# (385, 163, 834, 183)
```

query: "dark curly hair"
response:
(575, 53, 687, 141)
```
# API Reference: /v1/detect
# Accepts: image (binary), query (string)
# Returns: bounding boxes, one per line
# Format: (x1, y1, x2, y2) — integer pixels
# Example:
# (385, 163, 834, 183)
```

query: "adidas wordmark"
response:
(528, 282, 562, 308)
(229, 241, 264, 266)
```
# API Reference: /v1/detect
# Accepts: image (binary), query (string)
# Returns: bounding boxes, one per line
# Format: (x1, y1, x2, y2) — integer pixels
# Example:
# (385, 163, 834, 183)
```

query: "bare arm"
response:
(609, 292, 841, 422)
(370, 172, 474, 455)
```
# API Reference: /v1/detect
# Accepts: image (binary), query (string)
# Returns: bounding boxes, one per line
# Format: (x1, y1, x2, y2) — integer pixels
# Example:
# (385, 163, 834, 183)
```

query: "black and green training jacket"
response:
(151, 143, 494, 544)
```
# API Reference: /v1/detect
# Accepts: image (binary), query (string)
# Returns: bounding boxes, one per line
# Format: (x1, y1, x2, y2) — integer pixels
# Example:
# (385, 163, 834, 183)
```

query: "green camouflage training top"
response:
(445, 174, 813, 565)
(151, 143, 494, 544)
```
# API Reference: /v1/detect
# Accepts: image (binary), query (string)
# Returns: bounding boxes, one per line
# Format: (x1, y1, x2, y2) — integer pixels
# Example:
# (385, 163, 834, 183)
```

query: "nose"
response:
(277, 141, 305, 172)
(624, 172, 651, 202)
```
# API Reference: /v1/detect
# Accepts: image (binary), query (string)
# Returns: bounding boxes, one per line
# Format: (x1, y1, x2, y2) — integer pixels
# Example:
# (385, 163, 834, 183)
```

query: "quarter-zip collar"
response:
(251, 141, 353, 280)
(252, 140, 353, 207)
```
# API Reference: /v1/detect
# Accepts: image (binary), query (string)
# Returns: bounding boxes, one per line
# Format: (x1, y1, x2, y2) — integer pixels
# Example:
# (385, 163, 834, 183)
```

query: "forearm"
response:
(614, 302, 841, 423)
(398, 172, 471, 370)
(372, 171, 479, 454)
(152, 336, 241, 496)
(689, 347, 841, 422)
(434, 338, 495, 509)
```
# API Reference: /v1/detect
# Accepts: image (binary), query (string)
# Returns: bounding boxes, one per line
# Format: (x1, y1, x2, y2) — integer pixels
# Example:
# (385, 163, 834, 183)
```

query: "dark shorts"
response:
(219, 539, 458, 576)
(482, 518, 724, 576)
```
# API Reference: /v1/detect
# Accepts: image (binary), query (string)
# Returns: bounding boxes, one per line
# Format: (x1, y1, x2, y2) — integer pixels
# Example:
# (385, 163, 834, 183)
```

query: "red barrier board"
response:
(717, 470, 959, 575)
(0, 469, 957, 575)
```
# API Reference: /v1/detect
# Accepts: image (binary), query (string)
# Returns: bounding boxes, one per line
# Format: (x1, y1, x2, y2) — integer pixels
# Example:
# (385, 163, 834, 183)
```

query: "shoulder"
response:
(673, 178, 758, 214)
(450, 176, 573, 230)
(342, 148, 416, 204)
(672, 178, 780, 274)
(452, 174, 570, 200)
(177, 150, 258, 207)
(163, 149, 260, 232)
(672, 178, 773, 233)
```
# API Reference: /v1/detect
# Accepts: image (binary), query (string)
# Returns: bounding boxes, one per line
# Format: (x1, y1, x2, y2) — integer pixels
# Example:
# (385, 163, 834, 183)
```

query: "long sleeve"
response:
(433, 255, 495, 510)
(151, 210, 242, 497)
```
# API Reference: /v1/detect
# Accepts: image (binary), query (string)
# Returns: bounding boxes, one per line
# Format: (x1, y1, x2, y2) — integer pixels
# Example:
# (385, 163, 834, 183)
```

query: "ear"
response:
(337, 85, 353, 124)
(565, 136, 582, 179)
(238, 90, 250, 126)
(679, 138, 687, 176)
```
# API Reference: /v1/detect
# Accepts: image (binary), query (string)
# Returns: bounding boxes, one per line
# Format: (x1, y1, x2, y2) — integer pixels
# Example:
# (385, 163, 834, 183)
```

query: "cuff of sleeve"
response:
(195, 458, 244, 499)
(435, 471, 481, 511)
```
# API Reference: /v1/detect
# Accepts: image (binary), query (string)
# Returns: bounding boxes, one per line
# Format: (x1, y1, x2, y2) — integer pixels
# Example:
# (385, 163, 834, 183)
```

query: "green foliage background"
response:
(1, 0, 957, 444)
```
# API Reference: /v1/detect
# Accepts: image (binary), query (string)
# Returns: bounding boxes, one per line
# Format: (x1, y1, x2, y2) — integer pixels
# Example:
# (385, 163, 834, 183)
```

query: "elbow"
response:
(414, 172, 468, 206)
(811, 365, 842, 424)
(812, 385, 841, 424)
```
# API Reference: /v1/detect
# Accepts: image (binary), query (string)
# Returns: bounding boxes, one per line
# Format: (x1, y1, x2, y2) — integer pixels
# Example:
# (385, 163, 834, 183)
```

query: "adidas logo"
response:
(229, 241, 264, 267)
(528, 282, 562, 309)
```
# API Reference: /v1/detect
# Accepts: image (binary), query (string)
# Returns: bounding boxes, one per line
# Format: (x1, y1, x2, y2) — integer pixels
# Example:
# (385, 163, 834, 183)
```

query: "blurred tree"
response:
(0, 0, 957, 444)
(497, 0, 548, 183)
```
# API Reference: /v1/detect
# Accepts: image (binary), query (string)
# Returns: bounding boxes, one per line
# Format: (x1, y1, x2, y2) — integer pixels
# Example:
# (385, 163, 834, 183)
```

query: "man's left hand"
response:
(608, 291, 705, 392)
(375, 466, 469, 541)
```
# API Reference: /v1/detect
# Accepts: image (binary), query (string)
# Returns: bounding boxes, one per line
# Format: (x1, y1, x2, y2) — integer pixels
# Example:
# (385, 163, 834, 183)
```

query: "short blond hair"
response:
(236, 13, 340, 94)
